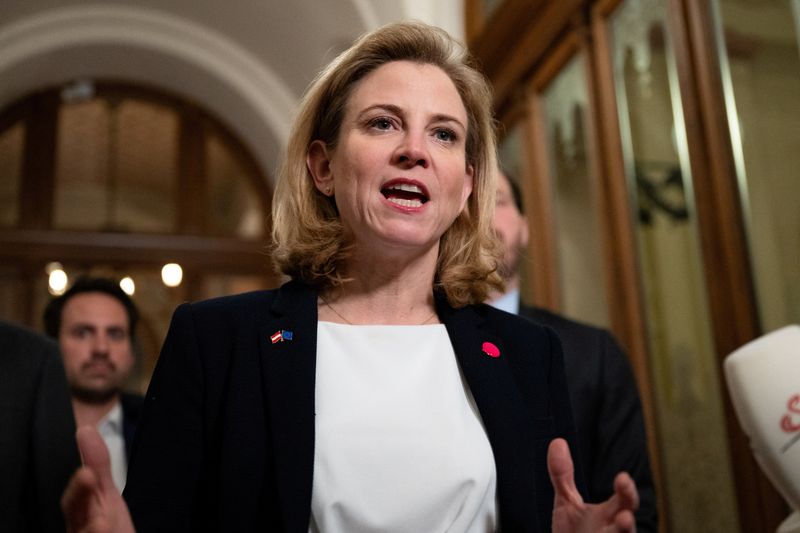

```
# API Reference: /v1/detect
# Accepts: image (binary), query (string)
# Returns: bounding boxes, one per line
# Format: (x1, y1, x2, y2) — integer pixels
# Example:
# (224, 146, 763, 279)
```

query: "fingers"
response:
(547, 438, 582, 505)
(613, 472, 639, 514)
(76, 425, 116, 493)
(597, 472, 639, 530)
(61, 466, 99, 532)
(612, 509, 636, 533)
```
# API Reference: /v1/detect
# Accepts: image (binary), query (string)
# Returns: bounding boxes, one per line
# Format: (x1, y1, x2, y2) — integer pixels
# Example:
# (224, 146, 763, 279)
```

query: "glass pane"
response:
(481, 0, 503, 20)
(206, 131, 265, 238)
(610, 1, 740, 531)
(498, 123, 525, 182)
(541, 53, 609, 328)
(54, 100, 110, 230)
(713, 0, 800, 332)
(498, 123, 535, 300)
(115, 99, 178, 233)
(55, 97, 178, 232)
(0, 121, 24, 227)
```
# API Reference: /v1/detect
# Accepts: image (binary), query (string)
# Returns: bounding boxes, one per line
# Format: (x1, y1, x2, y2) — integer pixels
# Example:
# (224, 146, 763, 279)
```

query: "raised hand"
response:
(548, 438, 639, 533)
(61, 426, 135, 533)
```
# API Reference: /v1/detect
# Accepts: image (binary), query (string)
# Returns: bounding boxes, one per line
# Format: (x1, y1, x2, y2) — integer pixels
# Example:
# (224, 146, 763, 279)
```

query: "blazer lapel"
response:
(259, 281, 318, 532)
(436, 295, 542, 532)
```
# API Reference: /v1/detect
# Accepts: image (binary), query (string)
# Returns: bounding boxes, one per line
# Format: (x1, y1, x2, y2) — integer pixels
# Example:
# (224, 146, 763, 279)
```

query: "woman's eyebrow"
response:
(356, 104, 401, 120)
(431, 113, 466, 132)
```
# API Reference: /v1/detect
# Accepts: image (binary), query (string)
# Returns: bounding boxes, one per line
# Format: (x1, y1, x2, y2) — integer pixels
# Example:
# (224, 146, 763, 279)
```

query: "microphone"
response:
(724, 325, 800, 532)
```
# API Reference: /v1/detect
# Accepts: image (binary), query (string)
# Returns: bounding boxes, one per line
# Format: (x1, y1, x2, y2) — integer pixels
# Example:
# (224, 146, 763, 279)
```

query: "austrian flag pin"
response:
(271, 330, 293, 344)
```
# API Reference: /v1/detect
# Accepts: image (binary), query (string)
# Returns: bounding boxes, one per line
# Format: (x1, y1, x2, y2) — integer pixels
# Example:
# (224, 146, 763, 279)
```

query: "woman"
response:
(63, 21, 638, 532)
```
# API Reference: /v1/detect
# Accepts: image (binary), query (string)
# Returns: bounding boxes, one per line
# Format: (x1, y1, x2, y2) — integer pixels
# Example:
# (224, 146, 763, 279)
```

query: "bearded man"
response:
(44, 276, 143, 493)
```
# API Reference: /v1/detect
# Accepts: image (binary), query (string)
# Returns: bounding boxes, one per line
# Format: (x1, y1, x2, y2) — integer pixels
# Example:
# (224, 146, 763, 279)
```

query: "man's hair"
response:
(271, 21, 503, 307)
(43, 276, 139, 338)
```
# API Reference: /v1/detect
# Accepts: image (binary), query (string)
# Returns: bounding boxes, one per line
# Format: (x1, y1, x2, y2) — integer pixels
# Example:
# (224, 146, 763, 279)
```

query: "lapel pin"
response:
(271, 330, 293, 344)
(482, 341, 500, 358)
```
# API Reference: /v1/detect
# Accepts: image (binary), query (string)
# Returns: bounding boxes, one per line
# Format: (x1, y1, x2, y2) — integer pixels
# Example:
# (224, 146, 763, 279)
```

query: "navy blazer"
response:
(120, 392, 143, 458)
(124, 281, 583, 532)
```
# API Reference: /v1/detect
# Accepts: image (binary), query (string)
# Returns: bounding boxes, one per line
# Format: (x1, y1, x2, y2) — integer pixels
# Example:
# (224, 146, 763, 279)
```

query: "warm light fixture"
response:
(48, 268, 68, 295)
(161, 263, 183, 287)
(120, 276, 135, 296)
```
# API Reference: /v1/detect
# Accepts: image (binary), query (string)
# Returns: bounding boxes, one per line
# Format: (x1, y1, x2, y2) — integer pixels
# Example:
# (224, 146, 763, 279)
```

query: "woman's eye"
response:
(370, 118, 394, 130)
(434, 128, 457, 142)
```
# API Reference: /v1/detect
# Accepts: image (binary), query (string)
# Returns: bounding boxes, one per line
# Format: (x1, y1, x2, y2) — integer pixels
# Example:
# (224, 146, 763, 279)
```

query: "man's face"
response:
(59, 292, 135, 404)
(492, 172, 529, 281)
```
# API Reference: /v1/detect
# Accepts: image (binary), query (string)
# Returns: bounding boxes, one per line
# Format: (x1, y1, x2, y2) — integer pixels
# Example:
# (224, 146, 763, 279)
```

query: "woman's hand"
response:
(61, 426, 135, 533)
(548, 438, 639, 533)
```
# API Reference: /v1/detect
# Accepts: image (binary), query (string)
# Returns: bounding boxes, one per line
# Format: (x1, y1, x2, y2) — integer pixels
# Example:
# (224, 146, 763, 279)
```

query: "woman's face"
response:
(308, 60, 474, 258)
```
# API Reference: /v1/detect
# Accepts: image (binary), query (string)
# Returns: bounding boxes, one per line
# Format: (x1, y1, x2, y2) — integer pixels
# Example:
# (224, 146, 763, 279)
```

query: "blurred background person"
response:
(489, 168, 656, 531)
(44, 276, 143, 493)
(0, 320, 80, 533)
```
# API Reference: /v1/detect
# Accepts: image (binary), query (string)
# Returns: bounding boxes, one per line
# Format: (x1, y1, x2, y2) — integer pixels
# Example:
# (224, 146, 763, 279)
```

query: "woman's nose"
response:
(392, 132, 429, 169)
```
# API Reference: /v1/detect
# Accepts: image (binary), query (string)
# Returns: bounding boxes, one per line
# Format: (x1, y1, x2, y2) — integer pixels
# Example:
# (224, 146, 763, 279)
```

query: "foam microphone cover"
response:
(724, 325, 800, 511)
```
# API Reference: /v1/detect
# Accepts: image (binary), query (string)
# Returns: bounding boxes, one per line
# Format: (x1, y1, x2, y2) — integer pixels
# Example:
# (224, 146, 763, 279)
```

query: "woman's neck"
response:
(318, 245, 439, 325)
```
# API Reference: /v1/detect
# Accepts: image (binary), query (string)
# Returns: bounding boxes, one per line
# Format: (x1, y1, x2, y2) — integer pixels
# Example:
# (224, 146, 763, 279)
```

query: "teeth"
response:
(388, 183, 423, 194)
(388, 197, 423, 208)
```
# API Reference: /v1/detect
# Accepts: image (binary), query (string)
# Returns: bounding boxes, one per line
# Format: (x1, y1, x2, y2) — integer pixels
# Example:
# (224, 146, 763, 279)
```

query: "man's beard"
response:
(497, 245, 521, 283)
(70, 383, 120, 404)
(497, 258, 516, 282)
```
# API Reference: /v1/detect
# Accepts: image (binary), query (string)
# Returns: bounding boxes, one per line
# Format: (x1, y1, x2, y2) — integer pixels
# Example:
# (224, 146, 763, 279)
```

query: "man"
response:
(44, 276, 143, 493)
(490, 170, 657, 531)
(0, 320, 80, 532)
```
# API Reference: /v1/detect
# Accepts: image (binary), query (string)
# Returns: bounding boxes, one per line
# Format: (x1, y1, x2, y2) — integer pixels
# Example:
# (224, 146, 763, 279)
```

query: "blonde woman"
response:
(63, 22, 638, 533)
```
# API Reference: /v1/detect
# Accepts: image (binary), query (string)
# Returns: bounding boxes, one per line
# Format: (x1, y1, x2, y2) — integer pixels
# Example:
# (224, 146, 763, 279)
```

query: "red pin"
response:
(482, 341, 500, 358)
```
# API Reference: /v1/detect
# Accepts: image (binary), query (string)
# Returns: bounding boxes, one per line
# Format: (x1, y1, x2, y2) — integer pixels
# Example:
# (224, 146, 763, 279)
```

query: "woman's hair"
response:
(271, 21, 503, 307)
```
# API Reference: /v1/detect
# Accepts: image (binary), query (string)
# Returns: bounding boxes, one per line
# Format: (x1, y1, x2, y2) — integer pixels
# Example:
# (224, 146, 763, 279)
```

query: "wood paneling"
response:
(0, 229, 275, 277)
(589, 0, 667, 528)
(20, 91, 58, 229)
(471, 0, 583, 117)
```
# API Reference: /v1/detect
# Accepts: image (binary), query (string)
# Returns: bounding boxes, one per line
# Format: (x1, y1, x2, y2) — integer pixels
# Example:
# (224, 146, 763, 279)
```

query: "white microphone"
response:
(724, 325, 800, 532)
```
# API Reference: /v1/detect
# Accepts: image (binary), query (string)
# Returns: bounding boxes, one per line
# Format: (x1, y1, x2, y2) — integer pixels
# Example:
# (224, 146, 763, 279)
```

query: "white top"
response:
(310, 322, 497, 533)
(97, 401, 127, 492)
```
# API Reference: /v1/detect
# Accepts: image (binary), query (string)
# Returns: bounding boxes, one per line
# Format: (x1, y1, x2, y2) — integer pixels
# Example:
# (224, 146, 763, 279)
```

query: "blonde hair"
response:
(271, 21, 502, 307)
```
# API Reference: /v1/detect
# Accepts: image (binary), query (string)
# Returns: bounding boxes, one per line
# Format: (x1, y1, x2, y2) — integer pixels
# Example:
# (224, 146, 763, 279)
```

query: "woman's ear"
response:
(307, 140, 335, 196)
(460, 164, 474, 211)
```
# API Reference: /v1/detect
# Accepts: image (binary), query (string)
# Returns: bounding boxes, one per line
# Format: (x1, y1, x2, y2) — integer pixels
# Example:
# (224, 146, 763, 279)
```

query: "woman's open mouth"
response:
(381, 181, 429, 208)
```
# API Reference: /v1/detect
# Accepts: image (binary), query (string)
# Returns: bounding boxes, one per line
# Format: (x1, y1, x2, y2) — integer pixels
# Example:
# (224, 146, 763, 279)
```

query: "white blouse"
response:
(309, 322, 497, 533)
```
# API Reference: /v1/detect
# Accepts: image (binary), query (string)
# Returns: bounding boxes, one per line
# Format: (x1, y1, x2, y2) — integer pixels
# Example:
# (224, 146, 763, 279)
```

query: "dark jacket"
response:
(124, 281, 583, 532)
(120, 392, 143, 458)
(0, 321, 81, 533)
(520, 305, 657, 532)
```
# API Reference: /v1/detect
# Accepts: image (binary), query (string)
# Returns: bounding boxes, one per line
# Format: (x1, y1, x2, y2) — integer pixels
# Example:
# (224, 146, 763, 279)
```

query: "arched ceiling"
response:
(0, 0, 463, 183)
